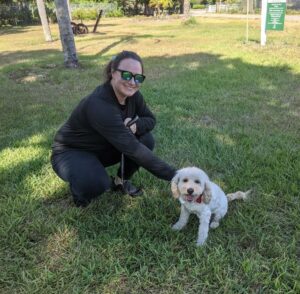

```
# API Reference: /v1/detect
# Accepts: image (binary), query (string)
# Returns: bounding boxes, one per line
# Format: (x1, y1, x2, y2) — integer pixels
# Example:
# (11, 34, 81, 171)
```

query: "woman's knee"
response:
(139, 132, 155, 150)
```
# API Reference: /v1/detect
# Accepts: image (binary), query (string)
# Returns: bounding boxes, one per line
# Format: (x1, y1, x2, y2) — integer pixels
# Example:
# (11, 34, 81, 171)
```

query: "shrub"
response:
(190, 0, 202, 6)
(0, 3, 34, 26)
(286, 8, 300, 15)
(192, 4, 206, 9)
(46, 4, 57, 23)
(105, 8, 124, 17)
(182, 16, 198, 25)
(72, 8, 98, 20)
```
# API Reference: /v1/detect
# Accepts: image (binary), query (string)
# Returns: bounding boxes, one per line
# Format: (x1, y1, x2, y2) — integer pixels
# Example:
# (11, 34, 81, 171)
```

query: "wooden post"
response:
(93, 9, 103, 33)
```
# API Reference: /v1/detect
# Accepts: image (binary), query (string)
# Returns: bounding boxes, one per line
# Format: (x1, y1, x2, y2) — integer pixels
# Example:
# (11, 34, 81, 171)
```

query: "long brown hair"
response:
(103, 51, 144, 82)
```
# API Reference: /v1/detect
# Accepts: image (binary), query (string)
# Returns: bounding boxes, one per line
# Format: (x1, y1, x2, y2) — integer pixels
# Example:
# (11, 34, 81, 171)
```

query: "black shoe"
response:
(73, 198, 90, 208)
(111, 178, 143, 197)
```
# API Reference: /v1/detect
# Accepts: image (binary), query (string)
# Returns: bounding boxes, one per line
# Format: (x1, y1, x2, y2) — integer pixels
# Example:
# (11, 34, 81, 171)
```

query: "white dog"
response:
(171, 167, 250, 246)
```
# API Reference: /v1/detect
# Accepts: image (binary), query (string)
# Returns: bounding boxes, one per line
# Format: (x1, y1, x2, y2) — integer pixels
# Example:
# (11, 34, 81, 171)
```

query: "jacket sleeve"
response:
(134, 92, 156, 136)
(86, 98, 176, 181)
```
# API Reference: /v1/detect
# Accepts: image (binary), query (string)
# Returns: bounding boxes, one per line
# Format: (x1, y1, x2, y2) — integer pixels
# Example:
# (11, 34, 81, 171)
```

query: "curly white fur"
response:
(171, 167, 250, 246)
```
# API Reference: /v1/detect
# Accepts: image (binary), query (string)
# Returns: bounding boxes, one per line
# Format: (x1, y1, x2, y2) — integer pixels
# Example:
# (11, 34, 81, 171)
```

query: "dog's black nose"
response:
(187, 188, 194, 195)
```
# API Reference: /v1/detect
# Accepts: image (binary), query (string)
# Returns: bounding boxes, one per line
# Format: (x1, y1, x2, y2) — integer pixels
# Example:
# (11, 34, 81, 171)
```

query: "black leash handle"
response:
(121, 153, 125, 186)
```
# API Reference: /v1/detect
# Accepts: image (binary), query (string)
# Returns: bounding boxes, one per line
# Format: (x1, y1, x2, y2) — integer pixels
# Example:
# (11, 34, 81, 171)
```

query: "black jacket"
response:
(52, 82, 176, 181)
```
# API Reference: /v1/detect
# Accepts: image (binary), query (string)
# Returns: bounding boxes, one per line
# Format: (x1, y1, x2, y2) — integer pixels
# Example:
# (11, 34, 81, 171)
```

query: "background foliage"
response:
(1, 0, 300, 26)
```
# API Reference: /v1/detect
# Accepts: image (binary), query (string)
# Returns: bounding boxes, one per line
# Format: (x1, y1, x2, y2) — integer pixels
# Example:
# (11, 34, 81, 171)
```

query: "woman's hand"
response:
(124, 117, 137, 134)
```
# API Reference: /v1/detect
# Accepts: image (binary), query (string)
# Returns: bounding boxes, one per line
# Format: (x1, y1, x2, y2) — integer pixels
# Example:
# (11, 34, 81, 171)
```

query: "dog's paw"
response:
(196, 239, 206, 247)
(210, 221, 220, 229)
(171, 223, 183, 231)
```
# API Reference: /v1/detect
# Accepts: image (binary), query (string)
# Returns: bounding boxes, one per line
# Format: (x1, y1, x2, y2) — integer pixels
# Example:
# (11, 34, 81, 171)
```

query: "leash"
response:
(121, 115, 139, 186)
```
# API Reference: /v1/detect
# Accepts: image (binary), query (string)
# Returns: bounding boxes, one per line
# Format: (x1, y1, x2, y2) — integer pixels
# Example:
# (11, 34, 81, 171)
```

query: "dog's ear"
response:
(171, 173, 180, 199)
(203, 181, 212, 204)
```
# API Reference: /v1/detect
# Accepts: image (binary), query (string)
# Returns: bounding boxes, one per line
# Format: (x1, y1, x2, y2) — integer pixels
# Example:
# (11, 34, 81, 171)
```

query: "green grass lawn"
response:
(0, 16, 299, 293)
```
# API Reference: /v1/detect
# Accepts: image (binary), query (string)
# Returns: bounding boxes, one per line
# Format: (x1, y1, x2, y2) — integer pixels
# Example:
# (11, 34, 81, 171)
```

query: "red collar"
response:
(195, 194, 203, 204)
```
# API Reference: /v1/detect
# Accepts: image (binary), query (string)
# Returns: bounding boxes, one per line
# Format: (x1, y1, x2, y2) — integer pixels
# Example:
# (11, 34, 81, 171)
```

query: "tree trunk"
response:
(36, 0, 52, 42)
(216, 0, 221, 13)
(54, 0, 78, 68)
(66, 0, 72, 21)
(183, 0, 190, 18)
(242, 0, 254, 13)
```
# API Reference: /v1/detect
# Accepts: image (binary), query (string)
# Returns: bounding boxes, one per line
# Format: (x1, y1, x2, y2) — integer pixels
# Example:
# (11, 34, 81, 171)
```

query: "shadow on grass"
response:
(1, 47, 299, 188)
(0, 25, 30, 36)
(0, 49, 63, 68)
(80, 33, 175, 57)
(86, 22, 119, 28)
(95, 36, 135, 56)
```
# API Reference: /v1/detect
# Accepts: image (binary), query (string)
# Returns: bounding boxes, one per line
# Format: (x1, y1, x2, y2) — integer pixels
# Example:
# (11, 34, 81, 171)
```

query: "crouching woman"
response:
(51, 50, 176, 207)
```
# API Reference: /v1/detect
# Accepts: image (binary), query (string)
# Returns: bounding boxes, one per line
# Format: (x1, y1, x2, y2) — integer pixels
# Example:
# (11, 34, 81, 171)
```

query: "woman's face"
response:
(111, 58, 143, 101)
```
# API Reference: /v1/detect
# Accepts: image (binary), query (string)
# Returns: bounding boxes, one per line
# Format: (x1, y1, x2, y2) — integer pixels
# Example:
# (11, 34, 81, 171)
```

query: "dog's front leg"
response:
(172, 205, 190, 231)
(196, 210, 212, 246)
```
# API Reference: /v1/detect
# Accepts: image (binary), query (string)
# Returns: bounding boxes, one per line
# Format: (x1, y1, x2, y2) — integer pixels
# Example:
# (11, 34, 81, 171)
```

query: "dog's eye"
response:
(183, 178, 188, 183)
(195, 180, 201, 184)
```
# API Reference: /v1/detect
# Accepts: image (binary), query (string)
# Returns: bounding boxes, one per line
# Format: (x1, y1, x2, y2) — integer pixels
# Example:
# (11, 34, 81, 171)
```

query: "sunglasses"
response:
(116, 69, 146, 84)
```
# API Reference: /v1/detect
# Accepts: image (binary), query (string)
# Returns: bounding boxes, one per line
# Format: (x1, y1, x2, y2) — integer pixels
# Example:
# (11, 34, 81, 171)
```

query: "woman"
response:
(51, 51, 176, 207)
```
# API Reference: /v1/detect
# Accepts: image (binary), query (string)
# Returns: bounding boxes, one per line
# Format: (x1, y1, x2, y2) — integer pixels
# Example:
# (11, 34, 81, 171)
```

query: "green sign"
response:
(266, 0, 286, 31)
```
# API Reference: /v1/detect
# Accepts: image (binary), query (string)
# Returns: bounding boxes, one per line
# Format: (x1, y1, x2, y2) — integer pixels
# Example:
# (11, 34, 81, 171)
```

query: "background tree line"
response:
(1, 0, 299, 26)
(0, 0, 219, 26)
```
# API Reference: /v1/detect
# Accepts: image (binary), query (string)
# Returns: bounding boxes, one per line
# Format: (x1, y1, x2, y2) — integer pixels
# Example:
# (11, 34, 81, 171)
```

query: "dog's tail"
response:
(226, 190, 251, 202)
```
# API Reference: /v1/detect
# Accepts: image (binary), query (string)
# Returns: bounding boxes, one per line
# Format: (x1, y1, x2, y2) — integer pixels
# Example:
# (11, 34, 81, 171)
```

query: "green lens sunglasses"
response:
(116, 69, 146, 84)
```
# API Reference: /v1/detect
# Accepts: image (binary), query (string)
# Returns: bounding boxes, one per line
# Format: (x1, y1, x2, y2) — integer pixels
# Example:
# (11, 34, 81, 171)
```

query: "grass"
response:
(0, 16, 300, 293)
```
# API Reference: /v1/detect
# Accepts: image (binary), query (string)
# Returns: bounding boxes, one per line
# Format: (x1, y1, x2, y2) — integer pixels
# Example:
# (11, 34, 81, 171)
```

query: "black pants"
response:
(51, 132, 155, 207)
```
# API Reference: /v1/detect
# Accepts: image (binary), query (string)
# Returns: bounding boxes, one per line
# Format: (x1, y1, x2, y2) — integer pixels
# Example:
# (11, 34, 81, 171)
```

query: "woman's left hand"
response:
(124, 117, 137, 134)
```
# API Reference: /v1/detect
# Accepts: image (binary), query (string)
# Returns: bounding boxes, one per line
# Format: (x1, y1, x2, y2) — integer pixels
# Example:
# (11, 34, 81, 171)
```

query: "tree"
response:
(242, 0, 254, 13)
(36, 0, 52, 42)
(149, 0, 173, 15)
(66, 0, 72, 20)
(183, 0, 190, 17)
(54, 0, 78, 68)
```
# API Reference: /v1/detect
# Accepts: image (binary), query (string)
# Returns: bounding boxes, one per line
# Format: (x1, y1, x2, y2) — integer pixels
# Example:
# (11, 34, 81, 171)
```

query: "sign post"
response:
(261, 0, 268, 46)
(246, 0, 249, 42)
(261, 0, 286, 46)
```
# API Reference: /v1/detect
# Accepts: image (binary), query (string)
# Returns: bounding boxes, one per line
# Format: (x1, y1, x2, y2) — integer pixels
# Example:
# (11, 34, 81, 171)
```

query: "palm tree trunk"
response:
(36, 0, 52, 42)
(183, 0, 190, 18)
(54, 0, 78, 68)
(66, 0, 72, 21)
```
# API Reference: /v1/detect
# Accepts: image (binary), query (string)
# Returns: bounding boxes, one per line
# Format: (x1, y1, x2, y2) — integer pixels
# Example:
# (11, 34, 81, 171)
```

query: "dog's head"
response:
(171, 167, 212, 204)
